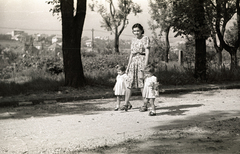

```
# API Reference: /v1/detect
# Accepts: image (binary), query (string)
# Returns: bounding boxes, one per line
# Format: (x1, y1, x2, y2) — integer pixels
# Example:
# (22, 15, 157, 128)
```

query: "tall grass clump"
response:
(206, 64, 240, 82)
(154, 62, 197, 85)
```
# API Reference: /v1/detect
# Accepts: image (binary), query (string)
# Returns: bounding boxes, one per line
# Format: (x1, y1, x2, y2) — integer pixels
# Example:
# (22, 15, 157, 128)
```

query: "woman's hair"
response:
(132, 23, 144, 34)
(143, 64, 155, 73)
(116, 65, 126, 72)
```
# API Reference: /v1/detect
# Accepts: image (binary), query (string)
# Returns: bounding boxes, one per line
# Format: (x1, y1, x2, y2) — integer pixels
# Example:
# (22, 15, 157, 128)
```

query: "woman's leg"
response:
(140, 88, 144, 100)
(139, 98, 148, 112)
(141, 88, 149, 107)
(125, 88, 132, 105)
(120, 88, 132, 111)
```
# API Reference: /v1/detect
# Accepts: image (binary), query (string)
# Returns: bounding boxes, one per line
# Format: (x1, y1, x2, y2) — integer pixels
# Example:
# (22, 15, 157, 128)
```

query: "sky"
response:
(0, 0, 156, 40)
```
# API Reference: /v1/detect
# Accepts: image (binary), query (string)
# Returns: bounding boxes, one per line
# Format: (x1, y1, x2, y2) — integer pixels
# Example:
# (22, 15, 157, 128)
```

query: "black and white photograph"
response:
(0, 0, 240, 153)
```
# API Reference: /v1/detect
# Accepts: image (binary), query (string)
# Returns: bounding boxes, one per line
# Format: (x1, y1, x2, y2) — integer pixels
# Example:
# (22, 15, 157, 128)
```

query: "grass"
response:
(0, 50, 240, 97)
(1, 61, 239, 97)
(0, 77, 65, 96)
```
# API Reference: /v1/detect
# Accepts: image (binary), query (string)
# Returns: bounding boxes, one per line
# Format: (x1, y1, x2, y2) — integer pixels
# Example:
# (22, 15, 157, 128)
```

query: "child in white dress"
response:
(140, 64, 159, 116)
(113, 65, 132, 111)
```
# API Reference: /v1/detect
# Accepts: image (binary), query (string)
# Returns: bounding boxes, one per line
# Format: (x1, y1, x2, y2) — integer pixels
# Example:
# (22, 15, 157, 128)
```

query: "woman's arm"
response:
(144, 36, 150, 67)
(144, 48, 150, 67)
(126, 53, 133, 73)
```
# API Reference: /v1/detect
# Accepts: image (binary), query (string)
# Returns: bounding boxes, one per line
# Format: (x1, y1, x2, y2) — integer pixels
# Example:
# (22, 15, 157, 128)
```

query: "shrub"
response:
(81, 50, 97, 57)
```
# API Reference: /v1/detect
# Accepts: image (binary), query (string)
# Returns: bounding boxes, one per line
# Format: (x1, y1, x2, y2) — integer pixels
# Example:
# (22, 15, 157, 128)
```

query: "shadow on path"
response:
(89, 111, 240, 154)
(156, 104, 204, 116)
(0, 99, 114, 119)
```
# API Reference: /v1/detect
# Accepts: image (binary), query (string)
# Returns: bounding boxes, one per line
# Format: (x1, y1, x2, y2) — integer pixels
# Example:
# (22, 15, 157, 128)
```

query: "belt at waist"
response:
(133, 53, 145, 56)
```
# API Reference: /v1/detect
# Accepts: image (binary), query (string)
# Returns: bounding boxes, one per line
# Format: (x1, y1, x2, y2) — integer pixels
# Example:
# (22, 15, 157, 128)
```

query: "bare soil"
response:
(0, 89, 240, 154)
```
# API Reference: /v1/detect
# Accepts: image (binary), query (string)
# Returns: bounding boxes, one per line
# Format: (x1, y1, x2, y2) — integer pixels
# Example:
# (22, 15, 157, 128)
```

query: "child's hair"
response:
(132, 23, 144, 34)
(143, 64, 155, 74)
(116, 65, 126, 72)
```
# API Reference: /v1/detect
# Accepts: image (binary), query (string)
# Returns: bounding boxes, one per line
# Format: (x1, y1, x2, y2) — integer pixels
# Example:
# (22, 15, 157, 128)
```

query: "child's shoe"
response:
(149, 111, 156, 116)
(114, 108, 119, 111)
(139, 106, 148, 112)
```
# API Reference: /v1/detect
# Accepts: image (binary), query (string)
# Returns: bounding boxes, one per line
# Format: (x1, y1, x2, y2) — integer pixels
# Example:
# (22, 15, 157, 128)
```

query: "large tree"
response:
(48, 0, 86, 87)
(89, 0, 142, 53)
(149, 0, 210, 80)
(172, 0, 210, 80)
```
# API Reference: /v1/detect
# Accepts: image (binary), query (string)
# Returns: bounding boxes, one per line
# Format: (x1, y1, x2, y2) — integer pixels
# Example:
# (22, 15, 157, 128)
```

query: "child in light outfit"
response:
(113, 65, 132, 111)
(140, 64, 159, 116)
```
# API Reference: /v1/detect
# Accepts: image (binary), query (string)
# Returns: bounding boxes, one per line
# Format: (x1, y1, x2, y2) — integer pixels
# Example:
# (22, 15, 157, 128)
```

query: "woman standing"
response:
(121, 23, 150, 111)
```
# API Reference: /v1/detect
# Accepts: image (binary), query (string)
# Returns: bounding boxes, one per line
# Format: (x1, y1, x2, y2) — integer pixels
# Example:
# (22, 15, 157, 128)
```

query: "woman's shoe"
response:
(149, 111, 156, 116)
(120, 105, 128, 111)
(139, 106, 148, 112)
(127, 102, 132, 110)
(128, 105, 132, 110)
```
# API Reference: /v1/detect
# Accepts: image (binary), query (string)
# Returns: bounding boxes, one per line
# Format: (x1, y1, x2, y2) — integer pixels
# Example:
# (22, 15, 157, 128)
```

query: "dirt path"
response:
(0, 89, 240, 154)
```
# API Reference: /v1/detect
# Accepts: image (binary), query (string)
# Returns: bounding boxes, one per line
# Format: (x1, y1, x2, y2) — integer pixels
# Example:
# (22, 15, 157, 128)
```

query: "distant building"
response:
(33, 42, 44, 50)
(24, 42, 39, 55)
(12, 30, 24, 37)
(95, 36, 109, 40)
(11, 30, 28, 41)
(48, 43, 62, 56)
(52, 35, 62, 44)
(33, 33, 48, 41)
(85, 39, 92, 47)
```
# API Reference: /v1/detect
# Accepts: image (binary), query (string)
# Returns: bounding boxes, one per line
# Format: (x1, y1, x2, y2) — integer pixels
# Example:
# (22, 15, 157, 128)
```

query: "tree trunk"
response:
(230, 50, 238, 70)
(194, 0, 207, 80)
(215, 49, 222, 66)
(61, 0, 86, 87)
(195, 37, 206, 80)
(212, 34, 223, 66)
(216, 51, 222, 66)
(164, 26, 170, 63)
(114, 27, 119, 53)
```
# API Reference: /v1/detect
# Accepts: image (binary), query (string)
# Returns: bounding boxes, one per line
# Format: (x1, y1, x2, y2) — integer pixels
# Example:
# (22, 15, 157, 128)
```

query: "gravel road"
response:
(0, 89, 240, 153)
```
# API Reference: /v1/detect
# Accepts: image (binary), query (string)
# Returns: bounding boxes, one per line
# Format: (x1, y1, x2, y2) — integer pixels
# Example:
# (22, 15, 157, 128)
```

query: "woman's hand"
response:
(125, 67, 129, 74)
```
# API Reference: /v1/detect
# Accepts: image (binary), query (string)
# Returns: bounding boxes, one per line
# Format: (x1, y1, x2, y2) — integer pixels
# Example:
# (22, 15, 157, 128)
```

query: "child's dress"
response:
(113, 74, 128, 96)
(142, 76, 158, 99)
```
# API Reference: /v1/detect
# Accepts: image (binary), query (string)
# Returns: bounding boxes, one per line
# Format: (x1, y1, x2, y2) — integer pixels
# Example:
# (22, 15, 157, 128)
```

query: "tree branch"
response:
(235, 0, 240, 47)
(215, 0, 231, 51)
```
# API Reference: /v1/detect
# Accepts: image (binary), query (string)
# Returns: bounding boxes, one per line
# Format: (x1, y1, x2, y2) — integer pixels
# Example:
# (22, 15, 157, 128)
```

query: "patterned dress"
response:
(113, 74, 128, 96)
(142, 76, 158, 99)
(128, 36, 150, 89)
